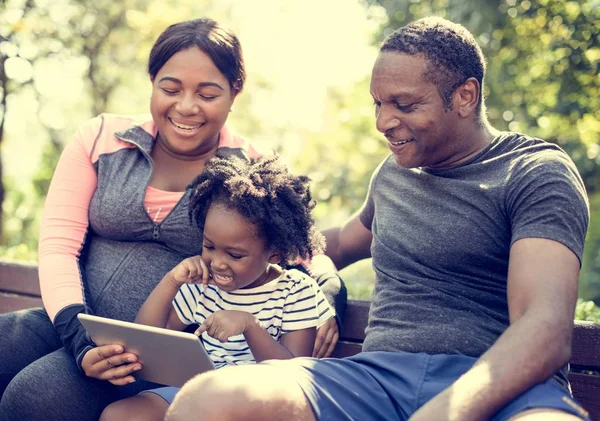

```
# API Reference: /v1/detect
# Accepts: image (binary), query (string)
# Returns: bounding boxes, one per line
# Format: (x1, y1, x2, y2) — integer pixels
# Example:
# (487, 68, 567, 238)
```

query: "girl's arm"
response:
(244, 320, 316, 361)
(137, 256, 208, 331)
(135, 271, 186, 331)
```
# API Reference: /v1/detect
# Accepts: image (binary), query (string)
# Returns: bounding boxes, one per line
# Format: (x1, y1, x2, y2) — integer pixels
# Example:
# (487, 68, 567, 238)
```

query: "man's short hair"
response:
(381, 17, 486, 114)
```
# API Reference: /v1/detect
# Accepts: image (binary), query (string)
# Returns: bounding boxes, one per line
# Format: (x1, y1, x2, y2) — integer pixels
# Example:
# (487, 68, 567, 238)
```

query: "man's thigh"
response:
(267, 352, 591, 421)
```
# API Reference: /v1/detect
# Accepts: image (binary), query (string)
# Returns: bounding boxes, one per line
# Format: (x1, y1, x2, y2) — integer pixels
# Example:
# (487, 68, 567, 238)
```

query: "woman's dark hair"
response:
(148, 18, 245, 93)
(381, 17, 486, 115)
(189, 155, 324, 266)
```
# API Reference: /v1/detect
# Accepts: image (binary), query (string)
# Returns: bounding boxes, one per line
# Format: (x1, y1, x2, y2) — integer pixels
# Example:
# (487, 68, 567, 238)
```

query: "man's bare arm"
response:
(322, 211, 373, 270)
(410, 237, 580, 421)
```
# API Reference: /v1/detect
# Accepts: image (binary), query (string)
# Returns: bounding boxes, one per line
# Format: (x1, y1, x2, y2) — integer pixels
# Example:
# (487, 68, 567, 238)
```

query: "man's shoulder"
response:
(492, 131, 569, 160)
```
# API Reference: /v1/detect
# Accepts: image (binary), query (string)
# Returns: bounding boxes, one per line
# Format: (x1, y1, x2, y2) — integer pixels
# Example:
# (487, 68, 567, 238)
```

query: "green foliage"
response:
(575, 298, 600, 322)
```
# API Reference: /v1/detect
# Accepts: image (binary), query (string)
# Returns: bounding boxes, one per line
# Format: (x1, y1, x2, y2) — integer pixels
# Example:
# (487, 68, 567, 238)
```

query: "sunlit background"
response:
(1, 0, 599, 318)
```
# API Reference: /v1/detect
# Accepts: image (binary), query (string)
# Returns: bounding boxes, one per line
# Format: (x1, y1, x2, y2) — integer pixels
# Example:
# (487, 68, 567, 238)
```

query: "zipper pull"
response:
(152, 224, 160, 240)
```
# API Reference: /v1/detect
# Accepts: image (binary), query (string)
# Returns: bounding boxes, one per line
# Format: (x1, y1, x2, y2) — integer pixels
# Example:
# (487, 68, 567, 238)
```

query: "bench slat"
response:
(332, 341, 362, 358)
(568, 372, 600, 419)
(0, 292, 43, 313)
(0, 261, 40, 296)
(571, 321, 600, 368)
(339, 299, 369, 341)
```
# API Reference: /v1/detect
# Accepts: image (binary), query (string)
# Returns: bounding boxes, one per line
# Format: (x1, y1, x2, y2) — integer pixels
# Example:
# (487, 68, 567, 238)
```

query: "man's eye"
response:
(396, 103, 416, 112)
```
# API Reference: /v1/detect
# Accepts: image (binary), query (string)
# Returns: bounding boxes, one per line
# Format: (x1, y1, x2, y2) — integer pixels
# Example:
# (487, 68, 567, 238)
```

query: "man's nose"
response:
(375, 106, 401, 134)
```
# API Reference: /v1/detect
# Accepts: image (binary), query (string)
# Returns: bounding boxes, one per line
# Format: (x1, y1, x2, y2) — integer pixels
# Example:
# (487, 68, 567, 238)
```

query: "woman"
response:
(0, 18, 344, 421)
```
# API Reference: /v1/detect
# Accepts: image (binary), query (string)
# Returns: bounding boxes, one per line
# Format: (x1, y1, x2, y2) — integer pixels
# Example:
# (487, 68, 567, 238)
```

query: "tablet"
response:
(78, 313, 215, 387)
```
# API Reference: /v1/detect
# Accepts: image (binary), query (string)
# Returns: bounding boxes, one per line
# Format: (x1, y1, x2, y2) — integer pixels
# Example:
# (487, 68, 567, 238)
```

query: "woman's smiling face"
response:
(150, 47, 236, 157)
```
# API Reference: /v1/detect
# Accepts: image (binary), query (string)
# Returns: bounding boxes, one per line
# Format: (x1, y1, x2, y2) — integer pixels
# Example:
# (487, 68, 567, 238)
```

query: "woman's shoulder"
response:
(72, 113, 156, 162)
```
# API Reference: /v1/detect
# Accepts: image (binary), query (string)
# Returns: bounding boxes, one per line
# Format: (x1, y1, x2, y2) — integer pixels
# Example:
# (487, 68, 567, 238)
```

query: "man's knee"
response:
(166, 365, 315, 421)
(508, 408, 585, 420)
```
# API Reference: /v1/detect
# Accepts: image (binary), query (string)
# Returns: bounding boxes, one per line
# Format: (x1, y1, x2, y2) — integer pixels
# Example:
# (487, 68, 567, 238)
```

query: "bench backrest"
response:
(1, 261, 598, 419)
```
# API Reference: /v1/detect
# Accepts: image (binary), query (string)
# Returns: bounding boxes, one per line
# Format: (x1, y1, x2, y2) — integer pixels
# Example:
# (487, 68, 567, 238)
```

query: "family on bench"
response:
(0, 16, 593, 421)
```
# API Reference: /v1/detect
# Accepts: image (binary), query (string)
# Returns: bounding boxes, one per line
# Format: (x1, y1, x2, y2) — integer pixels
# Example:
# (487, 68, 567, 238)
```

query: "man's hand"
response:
(81, 344, 141, 385)
(313, 317, 339, 358)
(195, 310, 255, 343)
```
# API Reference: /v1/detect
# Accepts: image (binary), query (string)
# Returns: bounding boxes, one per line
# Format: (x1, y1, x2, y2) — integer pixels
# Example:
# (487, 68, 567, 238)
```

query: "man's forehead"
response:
(370, 52, 433, 98)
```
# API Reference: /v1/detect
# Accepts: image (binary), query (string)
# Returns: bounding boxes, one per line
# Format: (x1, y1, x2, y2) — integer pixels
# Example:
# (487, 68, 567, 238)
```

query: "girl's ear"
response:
(268, 252, 280, 264)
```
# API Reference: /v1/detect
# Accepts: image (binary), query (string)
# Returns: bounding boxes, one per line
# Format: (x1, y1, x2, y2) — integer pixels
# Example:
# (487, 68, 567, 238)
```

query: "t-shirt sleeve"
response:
(173, 283, 204, 325)
(507, 149, 589, 264)
(38, 116, 103, 322)
(281, 276, 328, 334)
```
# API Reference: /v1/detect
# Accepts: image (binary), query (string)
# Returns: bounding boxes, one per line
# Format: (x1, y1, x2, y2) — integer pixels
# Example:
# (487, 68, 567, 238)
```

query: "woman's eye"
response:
(161, 88, 178, 95)
(199, 94, 217, 100)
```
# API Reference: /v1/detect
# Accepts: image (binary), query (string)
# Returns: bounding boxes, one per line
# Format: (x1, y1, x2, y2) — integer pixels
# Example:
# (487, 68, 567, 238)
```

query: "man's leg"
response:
(0, 308, 62, 397)
(165, 364, 315, 421)
(508, 409, 583, 420)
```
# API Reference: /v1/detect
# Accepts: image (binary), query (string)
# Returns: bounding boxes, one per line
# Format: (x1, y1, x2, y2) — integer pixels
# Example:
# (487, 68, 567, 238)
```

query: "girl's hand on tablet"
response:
(81, 344, 142, 385)
(170, 256, 210, 287)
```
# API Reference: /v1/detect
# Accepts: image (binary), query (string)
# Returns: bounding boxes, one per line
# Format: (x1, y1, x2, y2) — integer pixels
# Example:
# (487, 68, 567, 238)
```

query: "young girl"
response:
(100, 155, 335, 421)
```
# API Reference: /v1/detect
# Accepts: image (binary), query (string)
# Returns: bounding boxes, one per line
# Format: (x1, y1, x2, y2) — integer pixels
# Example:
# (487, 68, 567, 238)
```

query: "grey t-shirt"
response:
(359, 132, 589, 358)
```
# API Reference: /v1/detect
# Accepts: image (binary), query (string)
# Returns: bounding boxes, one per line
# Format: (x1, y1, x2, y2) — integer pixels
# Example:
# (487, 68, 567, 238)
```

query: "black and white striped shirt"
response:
(173, 269, 335, 368)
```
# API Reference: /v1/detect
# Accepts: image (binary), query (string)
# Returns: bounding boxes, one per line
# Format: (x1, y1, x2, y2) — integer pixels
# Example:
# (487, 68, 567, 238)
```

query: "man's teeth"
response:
(391, 139, 412, 146)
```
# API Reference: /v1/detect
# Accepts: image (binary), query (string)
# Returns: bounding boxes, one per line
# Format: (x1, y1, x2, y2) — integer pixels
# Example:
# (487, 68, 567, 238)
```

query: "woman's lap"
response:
(0, 308, 157, 421)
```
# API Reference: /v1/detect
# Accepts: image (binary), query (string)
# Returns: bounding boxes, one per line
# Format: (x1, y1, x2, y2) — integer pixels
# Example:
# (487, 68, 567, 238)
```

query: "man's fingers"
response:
(324, 331, 339, 358)
(313, 332, 325, 357)
(315, 329, 334, 358)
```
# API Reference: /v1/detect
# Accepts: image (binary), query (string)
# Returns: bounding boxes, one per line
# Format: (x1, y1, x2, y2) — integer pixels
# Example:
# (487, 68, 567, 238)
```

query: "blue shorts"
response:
(142, 386, 180, 404)
(263, 351, 591, 421)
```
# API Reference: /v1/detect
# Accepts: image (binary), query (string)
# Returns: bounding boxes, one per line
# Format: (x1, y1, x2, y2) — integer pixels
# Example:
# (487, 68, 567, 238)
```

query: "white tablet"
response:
(78, 313, 215, 387)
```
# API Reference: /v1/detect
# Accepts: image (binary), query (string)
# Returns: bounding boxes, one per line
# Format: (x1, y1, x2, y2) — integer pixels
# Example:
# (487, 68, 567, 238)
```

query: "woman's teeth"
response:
(170, 119, 201, 131)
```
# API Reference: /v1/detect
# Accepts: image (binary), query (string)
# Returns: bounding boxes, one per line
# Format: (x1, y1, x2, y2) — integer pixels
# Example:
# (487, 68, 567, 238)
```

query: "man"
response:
(165, 17, 590, 421)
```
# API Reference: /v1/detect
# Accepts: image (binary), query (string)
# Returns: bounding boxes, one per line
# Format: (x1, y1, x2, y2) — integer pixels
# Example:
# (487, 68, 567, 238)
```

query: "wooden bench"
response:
(1, 259, 599, 419)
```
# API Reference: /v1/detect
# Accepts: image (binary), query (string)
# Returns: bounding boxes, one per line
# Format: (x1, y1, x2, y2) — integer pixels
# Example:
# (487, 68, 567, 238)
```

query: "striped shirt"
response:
(173, 268, 335, 368)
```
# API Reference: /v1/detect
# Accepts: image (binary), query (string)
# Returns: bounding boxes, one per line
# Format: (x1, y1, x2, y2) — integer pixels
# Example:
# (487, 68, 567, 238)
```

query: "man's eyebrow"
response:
(157, 77, 224, 91)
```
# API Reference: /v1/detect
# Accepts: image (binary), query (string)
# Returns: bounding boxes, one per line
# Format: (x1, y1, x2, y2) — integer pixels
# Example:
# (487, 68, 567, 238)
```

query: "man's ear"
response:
(454, 77, 480, 118)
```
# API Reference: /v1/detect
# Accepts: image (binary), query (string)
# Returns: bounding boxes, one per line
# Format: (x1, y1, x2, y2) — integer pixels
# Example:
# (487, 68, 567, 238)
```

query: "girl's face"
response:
(201, 204, 277, 291)
(150, 47, 236, 158)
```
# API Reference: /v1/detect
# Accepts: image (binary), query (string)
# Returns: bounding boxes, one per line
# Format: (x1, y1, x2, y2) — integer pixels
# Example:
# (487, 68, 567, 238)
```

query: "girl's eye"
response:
(229, 254, 243, 260)
(203, 244, 214, 251)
